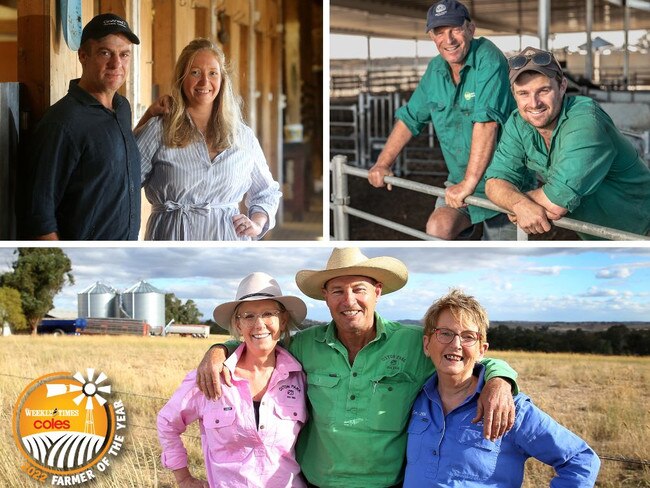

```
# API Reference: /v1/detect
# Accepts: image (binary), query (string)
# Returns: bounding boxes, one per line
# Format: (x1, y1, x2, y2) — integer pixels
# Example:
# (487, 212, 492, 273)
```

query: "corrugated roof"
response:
(331, 0, 650, 39)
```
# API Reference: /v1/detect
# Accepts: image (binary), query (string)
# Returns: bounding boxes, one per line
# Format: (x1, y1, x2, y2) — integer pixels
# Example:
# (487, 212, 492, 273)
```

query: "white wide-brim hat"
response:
(213, 272, 307, 328)
(295, 247, 408, 300)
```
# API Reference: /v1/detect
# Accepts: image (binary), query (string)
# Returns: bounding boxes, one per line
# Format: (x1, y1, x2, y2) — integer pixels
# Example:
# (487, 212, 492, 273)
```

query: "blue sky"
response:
(0, 245, 649, 323)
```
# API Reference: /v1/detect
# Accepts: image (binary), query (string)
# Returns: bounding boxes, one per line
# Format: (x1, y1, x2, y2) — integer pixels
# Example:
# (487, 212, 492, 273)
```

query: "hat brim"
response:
(510, 65, 560, 84)
(213, 295, 307, 330)
(426, 15, 467, 32)
(81, 29, 140, 46)
(296, 257, 408, 300)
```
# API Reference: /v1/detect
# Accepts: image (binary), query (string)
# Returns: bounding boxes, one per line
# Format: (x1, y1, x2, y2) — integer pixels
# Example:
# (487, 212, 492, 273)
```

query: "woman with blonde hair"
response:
(158, 272, 307, 487)
(136, 38, 281, 240)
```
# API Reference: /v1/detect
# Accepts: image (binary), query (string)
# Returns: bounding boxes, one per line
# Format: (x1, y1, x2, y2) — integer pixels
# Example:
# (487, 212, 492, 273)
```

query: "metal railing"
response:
(330, 155, 650, 241)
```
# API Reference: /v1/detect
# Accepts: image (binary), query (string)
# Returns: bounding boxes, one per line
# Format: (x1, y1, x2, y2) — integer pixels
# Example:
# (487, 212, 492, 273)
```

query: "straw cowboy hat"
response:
(213, 272, 307, 327)
(296, 247, 408, 300)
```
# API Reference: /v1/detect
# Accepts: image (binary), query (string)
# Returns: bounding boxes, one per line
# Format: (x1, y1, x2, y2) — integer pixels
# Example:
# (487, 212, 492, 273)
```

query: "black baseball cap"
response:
(426, 0, 471, 32)
(80, 13, 140, 46)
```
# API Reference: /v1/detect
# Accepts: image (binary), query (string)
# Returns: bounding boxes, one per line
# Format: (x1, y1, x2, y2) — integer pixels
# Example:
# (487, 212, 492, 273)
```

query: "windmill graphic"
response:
(19, 369, 113, 470)
(45, 368, 112, 435)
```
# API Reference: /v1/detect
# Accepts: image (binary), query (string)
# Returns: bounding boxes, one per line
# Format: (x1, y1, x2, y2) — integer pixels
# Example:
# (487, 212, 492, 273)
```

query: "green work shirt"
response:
(485, 95, 650, 240)
(395, 37, 515, 224)
(288, 313, 518, 488)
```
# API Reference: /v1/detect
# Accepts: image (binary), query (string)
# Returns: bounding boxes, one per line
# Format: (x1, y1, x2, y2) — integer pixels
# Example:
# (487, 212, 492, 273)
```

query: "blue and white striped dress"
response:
(137, 117, 281, 241)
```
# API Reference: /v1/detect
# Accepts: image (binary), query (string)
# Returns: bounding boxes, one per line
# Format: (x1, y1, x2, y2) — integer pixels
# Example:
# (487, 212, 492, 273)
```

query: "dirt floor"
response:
(331, 173, 580, 241)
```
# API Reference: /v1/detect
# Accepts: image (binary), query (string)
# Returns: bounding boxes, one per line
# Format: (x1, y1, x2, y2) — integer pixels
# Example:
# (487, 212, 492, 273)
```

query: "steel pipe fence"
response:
(330, 155, 650, 241)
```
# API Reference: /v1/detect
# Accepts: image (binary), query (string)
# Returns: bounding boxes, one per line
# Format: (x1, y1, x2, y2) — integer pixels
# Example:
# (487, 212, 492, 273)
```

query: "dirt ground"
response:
(331, 173, 580, 241)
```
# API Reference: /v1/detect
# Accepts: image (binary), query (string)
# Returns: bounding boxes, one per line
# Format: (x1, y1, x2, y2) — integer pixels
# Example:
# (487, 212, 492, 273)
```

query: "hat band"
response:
(238, 292, 277, 300)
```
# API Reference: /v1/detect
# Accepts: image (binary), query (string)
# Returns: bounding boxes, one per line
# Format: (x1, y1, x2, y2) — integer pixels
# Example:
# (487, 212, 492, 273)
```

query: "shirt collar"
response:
(224, 342, 303, 377)
(68, 78, 123, 109)
(318, 311, 387, 344)
(423, 362, 486, 402)
(552, 95, 571, 136)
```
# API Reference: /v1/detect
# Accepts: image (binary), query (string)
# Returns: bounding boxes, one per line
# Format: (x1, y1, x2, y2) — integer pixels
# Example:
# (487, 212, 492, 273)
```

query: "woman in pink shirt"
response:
(157, 272, 308, 488)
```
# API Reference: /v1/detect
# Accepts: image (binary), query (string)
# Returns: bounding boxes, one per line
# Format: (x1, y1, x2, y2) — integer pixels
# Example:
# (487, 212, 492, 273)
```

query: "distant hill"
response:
(396, 320, 650, 331)
(295, 319, 650, 332)
(490, 321, 650, 332)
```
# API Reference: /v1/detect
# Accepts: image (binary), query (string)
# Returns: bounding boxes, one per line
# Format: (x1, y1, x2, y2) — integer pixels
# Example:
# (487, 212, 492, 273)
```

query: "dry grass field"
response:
(1, 335, 648, 487)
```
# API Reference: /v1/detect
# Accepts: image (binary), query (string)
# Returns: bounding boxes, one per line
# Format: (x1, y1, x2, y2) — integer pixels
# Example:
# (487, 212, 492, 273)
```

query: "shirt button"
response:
(215, 420, 219, 424)
(388, 386, 393, 391)
(432, 450, 437, 456)
(293, 412, 297, 416)
(350, 395, 355, 400)
(352, 372, 358, 377)
(260, 425, 265, 430)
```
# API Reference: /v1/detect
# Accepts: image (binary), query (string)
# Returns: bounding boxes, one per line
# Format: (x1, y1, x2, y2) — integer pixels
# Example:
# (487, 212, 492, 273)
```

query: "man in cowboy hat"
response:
(196, 247, 518, 487)
(485, 46, 650, 239)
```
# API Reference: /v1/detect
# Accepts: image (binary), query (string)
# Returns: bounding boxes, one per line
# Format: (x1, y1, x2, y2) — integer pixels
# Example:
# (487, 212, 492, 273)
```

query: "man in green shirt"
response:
(485, 46, 650, 239)
(196, 248, 518, 487)
(368, 0, 516, 240)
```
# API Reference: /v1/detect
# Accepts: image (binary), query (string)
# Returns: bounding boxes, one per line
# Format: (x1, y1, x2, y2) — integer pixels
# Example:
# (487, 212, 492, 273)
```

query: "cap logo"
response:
(435, 4, 447, 16)
(102, 19, 127, 28)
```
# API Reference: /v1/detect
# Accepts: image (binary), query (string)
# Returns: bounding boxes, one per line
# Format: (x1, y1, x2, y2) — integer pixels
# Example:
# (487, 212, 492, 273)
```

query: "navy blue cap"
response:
(426, 0, 471, 32)
(81, 13, 140, 46)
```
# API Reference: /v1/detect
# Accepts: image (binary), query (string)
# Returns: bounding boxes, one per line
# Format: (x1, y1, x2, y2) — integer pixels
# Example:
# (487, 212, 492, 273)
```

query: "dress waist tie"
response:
(152, 201, 238, 240)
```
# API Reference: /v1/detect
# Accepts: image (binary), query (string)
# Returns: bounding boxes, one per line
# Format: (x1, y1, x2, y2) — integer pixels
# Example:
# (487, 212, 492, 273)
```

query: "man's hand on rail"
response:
(368, 163, 394, 191)
(445, 180, 473, 208)
(511, 198, 553, 234)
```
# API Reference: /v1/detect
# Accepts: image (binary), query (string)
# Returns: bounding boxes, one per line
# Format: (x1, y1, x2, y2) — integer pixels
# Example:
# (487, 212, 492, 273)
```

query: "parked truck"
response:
(37, 318, 87, 336)
(163, 323, 211, 338)
(38, 317, 150, 336)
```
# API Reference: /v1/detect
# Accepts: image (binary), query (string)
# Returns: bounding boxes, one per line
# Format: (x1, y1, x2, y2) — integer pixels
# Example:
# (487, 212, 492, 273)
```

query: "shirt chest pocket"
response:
(269, 401, 308, 448)
(306, 373, 340, 425)
(203, 407, 250, 462)
(458, 90, 476, 116)
(368, 371, 416, 432)
(525, 153, 549, 175)
(449, 421, 501, 482)
(406, 415, 432, 463)
(273, 401, 307, 424)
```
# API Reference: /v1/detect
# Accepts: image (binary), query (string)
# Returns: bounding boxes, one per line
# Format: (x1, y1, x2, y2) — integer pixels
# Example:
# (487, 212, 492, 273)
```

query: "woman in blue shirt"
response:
(404, 289, 600, 487)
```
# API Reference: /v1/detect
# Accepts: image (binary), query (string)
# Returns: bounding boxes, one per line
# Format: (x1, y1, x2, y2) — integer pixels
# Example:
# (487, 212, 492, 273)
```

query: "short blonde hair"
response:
(229, 300, 299, 347)
(423, 289, 489, 341)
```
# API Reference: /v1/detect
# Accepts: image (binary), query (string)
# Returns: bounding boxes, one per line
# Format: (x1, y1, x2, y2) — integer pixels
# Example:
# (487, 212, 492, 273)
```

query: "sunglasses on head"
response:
(508, 51, 555, 70)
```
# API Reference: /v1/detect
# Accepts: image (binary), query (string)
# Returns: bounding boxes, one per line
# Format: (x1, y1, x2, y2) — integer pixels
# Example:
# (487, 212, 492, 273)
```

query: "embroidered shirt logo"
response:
(464, 91, 476, 101)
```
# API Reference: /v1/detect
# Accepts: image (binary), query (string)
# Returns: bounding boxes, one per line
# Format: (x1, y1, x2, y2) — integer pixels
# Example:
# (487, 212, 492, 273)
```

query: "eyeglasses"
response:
(236, 310, 282, 327)
(432, 328, 480, 346)
(508, 51, 557, 71)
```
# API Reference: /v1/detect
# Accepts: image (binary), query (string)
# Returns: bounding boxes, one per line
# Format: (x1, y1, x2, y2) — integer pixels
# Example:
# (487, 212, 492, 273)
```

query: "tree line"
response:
(488, 324, 650, 356)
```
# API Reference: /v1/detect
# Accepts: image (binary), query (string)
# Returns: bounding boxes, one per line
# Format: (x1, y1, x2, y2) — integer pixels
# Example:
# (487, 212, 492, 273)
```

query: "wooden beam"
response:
(0, 20, 17, 35)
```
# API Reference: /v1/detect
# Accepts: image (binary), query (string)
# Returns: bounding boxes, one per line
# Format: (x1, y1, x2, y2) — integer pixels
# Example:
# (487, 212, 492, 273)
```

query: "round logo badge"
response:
(12, 369, 126, 485)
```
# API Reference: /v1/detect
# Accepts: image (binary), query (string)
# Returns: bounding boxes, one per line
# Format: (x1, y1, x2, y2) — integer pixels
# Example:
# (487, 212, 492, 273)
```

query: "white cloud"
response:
(581, 287, 619, 297)
(524, 266, 565, 276)
(596, 267, 632, 279)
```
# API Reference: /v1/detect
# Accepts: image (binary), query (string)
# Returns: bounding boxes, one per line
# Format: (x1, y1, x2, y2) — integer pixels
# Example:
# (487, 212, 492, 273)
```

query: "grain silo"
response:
(78, 282, 119, 318)
(121, 280, 165, 330)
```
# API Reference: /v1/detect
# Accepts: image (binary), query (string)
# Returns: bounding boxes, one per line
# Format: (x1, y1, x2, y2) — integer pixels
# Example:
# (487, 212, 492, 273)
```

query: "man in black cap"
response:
(368, 0, 516, 241)
(20, 13, 142, 240)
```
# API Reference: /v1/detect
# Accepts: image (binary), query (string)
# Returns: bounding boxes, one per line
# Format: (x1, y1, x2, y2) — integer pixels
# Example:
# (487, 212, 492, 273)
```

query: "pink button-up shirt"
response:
(157, 344, 307, 488)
